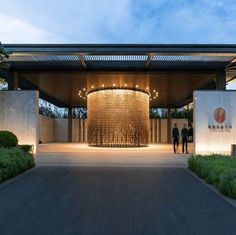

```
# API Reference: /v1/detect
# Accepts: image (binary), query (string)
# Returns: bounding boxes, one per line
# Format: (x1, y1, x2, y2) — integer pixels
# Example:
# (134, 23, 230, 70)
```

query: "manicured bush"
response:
(218, 169, 236, 199)
(188, 155, 236, 199)
(0, 131, 18, 148)
(18, 145, 34, 154)
(0, 147, 35, 183)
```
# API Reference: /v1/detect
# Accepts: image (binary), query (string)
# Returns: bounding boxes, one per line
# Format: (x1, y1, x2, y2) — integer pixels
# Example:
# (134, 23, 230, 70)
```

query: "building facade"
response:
(1, 44, 236, 153)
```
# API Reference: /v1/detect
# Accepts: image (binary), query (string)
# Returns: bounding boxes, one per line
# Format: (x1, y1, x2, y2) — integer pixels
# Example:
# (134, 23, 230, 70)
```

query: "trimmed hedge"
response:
(0, 147, 35, 183)
(0, 131, 18, 148)
(188, 155, 236, 199)
(18, 145, 34, 154)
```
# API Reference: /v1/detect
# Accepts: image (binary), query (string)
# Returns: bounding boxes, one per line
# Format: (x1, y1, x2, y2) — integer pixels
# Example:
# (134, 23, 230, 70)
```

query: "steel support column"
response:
(216, 70, 226, 90)
(68, 107, 73, 143)
(158, 118, 161, 143)
(167, 108, 172, 144)
(6, 71, 19, 90)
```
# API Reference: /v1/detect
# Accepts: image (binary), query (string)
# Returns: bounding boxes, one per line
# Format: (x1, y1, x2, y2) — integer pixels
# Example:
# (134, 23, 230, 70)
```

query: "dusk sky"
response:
(1, 0, 236, 44)
(0, 0, 235, 88)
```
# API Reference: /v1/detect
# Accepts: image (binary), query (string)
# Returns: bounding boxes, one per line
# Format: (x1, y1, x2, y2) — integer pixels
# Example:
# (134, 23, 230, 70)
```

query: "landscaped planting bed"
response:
(0, 130, 35, 183)
(0, 147, 35, 183)
(188, 155, 236, 199)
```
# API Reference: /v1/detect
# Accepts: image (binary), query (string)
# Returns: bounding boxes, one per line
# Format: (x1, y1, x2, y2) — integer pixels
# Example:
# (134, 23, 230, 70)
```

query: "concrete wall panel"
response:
(0, 91, 38, 152)
(39, 115, 188, 145)
(161, 119, 167, 143)
(72, 119, 87, 142)
(54, 118, 68, 142)
(39, 115, 54, 143)
(194, 91, 236, 155)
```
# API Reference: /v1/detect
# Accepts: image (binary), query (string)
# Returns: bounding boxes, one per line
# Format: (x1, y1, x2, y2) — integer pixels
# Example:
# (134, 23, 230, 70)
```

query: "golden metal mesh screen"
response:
(87, 89, 149, 147)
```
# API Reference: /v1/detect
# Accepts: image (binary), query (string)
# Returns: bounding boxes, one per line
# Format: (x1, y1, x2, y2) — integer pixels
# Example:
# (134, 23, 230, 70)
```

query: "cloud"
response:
(0, 0, 236, 43)
(0, 13, 63, 43)
(227, 79, 236, 90)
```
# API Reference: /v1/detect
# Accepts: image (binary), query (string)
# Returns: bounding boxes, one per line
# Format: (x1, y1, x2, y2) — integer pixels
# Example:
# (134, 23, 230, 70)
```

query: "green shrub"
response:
(0, 147, 35, 183)
(0, 131, 18, 148)
(18, 145, 34, 154)
(188, 155, 236, 199)
(218, 169, 236, 199)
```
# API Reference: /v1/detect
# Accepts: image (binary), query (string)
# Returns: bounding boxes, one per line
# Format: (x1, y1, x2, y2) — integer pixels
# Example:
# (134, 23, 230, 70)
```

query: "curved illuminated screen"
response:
(87, 89, 149, 147)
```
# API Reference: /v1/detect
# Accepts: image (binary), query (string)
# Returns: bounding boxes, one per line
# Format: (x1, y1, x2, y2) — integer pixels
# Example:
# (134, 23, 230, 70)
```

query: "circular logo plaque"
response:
(214, 107, 226, 123)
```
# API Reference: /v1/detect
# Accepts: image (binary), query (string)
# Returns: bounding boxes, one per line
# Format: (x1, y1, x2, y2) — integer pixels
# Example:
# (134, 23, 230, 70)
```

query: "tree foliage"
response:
(0, 42, 10, 70)
(0, 42, 11, 88)
(39, 99, 87, 119)
(150, 107, 193, 126)
(39, 99, 68, 118)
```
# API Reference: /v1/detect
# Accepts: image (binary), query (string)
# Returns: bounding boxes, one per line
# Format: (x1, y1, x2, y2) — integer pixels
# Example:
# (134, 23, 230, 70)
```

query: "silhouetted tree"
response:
(0, 42, 11, 90)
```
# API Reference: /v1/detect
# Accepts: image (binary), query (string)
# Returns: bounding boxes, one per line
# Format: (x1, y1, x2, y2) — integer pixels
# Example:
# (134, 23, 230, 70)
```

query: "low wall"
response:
(39, 115, 187, 144)
(0, 91, 39, 152)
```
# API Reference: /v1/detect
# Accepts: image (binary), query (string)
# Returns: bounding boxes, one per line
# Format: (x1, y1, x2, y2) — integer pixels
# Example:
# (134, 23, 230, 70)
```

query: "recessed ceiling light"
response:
(153, 89, 156, 92)
(83, 88, 86, 91)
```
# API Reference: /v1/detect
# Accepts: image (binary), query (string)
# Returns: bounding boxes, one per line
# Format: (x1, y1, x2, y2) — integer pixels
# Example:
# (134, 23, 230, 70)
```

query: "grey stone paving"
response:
(0, 167, 236, 235)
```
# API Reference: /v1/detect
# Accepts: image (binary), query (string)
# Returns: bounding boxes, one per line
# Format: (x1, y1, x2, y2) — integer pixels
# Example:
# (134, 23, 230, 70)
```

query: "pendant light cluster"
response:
(149, 89, 159, 101)
(78, 84, 158, 101)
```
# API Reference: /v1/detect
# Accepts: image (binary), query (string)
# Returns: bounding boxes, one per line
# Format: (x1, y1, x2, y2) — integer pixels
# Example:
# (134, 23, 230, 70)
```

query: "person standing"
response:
(172, 123, 179, 153)
(181, 124, 188, 154)
(188, 126, 193, 142)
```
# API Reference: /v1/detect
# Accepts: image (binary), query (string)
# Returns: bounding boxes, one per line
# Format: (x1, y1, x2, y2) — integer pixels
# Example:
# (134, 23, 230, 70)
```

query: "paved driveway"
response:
(0, 167, 235, 235)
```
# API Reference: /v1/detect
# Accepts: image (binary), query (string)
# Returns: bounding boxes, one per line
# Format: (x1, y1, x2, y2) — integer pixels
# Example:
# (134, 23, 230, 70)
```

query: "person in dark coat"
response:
(172, 123, 179, 153)
(188, 126, 193, 142)
(181, 124, 188, 154)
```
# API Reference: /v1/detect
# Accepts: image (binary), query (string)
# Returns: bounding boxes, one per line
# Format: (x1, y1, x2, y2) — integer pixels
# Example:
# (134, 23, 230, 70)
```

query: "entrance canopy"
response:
(4, 44, 236, 108)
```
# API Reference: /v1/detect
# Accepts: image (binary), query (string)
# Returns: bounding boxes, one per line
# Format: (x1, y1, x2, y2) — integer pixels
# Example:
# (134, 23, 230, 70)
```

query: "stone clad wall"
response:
(39, 115, 54, 143)
(72, 119, 87, 142)
(87, 89, 149, 147)
(194, 91, 236, 155)
(39, 115, 87, 143)
(39, 115, 187, 144)
(54, 118, 68, 142)
(0, 91, 39, 152)
(149, 118, 188, 143)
